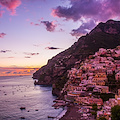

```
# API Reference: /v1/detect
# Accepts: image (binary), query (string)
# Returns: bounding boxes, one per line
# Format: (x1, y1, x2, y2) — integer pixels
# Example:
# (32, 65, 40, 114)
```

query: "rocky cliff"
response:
(33, 19, 120, 96)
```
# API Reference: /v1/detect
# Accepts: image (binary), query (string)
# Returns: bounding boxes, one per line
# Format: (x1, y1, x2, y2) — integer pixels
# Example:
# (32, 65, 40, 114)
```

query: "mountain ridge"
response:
(33, 19, 120, 96)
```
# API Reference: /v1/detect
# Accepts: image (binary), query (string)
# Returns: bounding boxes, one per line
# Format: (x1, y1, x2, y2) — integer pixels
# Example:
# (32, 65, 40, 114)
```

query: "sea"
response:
(0, 75, 63, 120)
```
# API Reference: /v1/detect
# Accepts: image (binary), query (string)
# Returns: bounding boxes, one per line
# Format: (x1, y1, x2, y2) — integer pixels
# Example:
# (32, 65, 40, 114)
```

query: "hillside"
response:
(33, 19, 120, 96)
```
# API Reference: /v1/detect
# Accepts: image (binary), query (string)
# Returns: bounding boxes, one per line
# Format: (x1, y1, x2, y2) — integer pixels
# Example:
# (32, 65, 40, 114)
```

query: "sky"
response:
(0, 0, 120, 76)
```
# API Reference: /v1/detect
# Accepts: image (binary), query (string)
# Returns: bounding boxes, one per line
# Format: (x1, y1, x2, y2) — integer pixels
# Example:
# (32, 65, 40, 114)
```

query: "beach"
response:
(60, 105, 95, 120)
(60, 106, 81, 120)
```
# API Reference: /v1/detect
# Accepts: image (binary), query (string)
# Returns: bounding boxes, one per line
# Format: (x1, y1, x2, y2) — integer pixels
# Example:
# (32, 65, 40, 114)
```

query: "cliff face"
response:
(33, 20, 120, 96)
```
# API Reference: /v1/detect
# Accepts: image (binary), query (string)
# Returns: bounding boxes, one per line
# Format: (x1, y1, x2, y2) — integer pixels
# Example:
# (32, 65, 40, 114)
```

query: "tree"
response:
(91, 111, 97, 119)
(111, 105, 120, 120)
(99, 117, 107, 120)
(100, 93, 115, 102)
(92, 103, 98, 111)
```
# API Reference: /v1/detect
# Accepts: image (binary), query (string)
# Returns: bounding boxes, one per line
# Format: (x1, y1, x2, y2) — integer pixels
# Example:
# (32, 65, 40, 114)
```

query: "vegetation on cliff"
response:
(111, 105, 120, 120)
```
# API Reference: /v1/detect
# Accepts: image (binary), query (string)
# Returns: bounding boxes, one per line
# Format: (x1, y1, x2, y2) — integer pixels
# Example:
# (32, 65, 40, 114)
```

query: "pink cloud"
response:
(30, 22, 34, 25)
(38, 17, 44, 22)
(0, 0, 21, 15)
(8, 57, 14, 58)
(9, 17, 12, 22)
(41, 21, 57, 32)
(26, 18, 30, 22)
(30, 22, 40, 26)
(52, 0, 120, 36)
(0, 10, 5, 17)
(0, 33, 6, 38)
(35, 23, 40, 26)
(52, 0, 120, 21)
(0, 67, 38, 76)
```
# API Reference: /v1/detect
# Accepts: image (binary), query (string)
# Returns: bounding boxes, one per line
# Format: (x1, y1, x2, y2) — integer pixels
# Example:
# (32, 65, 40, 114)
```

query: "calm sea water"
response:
(0, 75, 62, 120)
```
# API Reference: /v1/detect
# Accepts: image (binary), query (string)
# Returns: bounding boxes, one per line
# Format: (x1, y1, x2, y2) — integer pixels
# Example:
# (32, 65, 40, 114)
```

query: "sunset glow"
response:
(0, 67, 38, 76)
(0, 0, 120, 75)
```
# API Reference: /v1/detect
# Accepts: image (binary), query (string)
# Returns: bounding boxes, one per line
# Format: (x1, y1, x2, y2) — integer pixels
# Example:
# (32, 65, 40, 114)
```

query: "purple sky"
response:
(0, 0, 120, 69)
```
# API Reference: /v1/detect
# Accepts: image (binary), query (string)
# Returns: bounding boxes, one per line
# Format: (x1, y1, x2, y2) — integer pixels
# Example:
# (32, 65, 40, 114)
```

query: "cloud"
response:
(33, 44, 41, 47)
(13, 71, 17, 74)
(30, 19, 59, 32)
(0, 10, 5, 17)
(52, 0, 120, 36)
(52, 0, 101, 21)
(24, 52, 39, 56)
(0, 67, 38, 76)
(0, 50, 11, 53)
(25, 56, 31, 58)
(0, 0, 21, 15)
(8, 57, 14, 58)
(41, 21, 57, 32)
(0, 33, 6, 38)
(30, 22, 34, 25)
(52, 0, 120, 21)
(26, 18, 30, 22)
(59, 28, 64, 32)
(30, 21, 40, 26)
(34, 23, 40, 26)
(6, 71, 11, 74)
(30, 22, 40, 26)
(45, 47, 60, 50)
(71, 20, 96, 36)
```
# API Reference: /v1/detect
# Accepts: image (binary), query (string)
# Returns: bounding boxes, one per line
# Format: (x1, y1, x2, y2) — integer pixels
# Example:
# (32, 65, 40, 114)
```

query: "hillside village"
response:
(33, 20, 120, 100)
(54, 46, 120, 120)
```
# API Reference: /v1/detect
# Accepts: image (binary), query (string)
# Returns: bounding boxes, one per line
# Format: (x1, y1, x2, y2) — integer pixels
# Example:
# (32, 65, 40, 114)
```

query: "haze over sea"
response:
(0, 75, 62, 120)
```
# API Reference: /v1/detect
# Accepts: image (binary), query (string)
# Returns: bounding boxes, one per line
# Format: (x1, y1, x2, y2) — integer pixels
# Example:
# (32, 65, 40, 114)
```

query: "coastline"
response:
(54, 106, 67, 120)
(59, 105, 81, 120)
